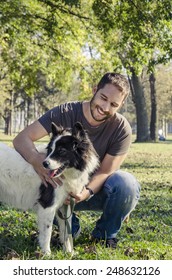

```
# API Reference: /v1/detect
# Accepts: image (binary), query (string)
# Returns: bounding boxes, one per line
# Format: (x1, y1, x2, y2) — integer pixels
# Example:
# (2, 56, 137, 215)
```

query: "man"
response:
(13, 72, 140, 248)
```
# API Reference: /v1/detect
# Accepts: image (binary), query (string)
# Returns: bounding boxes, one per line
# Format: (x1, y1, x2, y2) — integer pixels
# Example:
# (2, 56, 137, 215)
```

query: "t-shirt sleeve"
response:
(107, 119, 132, 156)
(38, 106, 61, 134)
(38, 102, 80, 134)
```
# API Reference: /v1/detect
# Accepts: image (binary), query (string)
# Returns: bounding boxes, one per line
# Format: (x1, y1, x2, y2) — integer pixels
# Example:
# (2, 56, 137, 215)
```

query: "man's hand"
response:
(30, 152, 63, 188)
(69, 188, 90, 203)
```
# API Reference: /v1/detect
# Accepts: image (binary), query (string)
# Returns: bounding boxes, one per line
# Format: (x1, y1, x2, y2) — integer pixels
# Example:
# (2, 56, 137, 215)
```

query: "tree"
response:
(156, 64, 172, 135)
(0, 0, 91, 93)
(0, 0, 123, 133)
(1, 0, 172, 137)
(92, 0, 172, 141)
(0, 0, 94, 132)
(149, 73, 157, 141)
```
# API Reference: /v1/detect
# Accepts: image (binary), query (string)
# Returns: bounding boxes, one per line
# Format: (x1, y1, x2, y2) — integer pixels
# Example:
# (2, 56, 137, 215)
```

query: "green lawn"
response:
(0, 134, 172, 260)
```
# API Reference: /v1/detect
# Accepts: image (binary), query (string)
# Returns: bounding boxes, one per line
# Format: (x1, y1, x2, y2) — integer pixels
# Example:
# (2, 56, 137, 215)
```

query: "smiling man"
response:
(13, 72, 141, 249)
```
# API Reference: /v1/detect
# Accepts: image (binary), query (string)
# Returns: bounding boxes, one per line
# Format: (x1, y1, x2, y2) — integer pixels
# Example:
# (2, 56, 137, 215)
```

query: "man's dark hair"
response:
(97, 72, 130, 100)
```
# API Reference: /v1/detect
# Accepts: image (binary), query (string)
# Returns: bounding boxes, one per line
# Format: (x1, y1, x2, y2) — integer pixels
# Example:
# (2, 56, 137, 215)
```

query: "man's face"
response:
(90, 83, 125, 123)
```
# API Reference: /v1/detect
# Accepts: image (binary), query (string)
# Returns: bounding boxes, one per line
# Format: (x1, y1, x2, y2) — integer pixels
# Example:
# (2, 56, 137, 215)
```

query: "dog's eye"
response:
(58, 147, 67, 156)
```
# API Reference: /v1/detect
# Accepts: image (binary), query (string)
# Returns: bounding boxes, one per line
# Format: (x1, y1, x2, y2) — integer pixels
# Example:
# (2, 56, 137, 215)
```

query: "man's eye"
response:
(101, 96, 106, 101)
(111, 103, 117, 108)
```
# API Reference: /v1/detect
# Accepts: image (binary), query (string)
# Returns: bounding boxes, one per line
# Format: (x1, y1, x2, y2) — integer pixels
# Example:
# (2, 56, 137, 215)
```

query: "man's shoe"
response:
(106, 238, 118, 249)
(91, 236, 118, 249)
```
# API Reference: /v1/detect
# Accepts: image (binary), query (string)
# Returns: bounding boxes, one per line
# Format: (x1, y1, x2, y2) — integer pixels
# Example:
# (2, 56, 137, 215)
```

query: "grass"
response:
(0, 133, 172, 260)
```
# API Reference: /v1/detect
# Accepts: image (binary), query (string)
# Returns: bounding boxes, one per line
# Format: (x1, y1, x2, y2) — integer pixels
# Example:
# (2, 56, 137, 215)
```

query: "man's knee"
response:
(103, 170, 141, 200)
(101, 170, 140, 218)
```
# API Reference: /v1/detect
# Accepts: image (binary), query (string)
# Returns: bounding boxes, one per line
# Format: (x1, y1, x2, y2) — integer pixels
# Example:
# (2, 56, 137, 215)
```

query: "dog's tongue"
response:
(49, 170, 56, 178)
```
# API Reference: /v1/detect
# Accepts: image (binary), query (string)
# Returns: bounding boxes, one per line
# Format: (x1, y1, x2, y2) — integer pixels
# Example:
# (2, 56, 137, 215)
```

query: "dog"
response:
(0, 122, 99, 254)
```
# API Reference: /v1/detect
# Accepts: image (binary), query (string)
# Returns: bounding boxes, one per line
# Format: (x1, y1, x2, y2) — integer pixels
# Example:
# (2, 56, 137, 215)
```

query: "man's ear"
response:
(118, 97, 126, 110)
(92, 85, 97, 95)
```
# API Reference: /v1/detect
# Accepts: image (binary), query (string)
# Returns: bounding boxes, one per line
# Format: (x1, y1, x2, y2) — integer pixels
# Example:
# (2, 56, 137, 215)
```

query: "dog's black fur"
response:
(39, 122, 96, 208)
(0, 122, 99, 254)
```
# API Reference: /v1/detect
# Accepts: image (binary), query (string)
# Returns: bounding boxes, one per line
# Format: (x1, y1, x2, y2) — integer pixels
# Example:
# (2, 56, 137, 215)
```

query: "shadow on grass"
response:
(0, 231, 38, 260)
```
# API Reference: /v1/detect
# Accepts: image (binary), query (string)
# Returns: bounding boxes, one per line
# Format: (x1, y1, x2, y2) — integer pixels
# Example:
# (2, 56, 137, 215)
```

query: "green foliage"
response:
(92, 0, 172, 74)
(0, 0, 172, 138)
(0, 0, 93, 97)
(0, 136, 172, 259)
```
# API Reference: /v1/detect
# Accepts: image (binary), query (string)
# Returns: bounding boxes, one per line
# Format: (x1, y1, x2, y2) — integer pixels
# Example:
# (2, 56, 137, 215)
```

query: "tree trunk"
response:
(3, 115, 10, 135)
(149, 72, 157, 141)
(129, 68, 149, 142)
(9, 91, 14, 135)
(24, 99, 28, 127)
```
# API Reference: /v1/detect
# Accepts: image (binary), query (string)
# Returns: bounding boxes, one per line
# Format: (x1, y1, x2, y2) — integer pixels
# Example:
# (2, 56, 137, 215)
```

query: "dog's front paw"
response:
(63, 235, 73, 254)
(42, 249, 51, 256)
(35, 249, 51, 259)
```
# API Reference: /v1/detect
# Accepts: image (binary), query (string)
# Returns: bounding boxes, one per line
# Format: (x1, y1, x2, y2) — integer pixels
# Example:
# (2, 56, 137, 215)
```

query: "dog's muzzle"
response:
(43, 160, 67, 178)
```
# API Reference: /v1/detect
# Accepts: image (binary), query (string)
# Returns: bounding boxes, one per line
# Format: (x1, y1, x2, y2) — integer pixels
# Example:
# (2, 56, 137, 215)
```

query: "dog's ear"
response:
(51, 122, 64, 136)
(72, 122, 86, 140)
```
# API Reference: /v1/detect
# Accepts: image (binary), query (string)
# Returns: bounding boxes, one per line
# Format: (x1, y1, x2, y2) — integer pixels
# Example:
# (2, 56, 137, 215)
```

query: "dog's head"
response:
(43, 122, 95, 177)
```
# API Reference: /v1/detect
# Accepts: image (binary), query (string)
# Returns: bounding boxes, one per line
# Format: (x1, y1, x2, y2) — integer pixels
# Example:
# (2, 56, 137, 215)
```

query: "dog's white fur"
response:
(0, 126, 99, 254)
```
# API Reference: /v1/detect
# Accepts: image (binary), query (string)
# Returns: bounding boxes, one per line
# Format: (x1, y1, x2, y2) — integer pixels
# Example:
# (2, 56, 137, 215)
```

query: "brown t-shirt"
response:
(38, 101, 132, 161)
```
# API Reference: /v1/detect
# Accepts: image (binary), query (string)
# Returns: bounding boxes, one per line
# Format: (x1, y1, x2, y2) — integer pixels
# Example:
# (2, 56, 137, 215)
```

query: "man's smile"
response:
(97, 106, 106, 116)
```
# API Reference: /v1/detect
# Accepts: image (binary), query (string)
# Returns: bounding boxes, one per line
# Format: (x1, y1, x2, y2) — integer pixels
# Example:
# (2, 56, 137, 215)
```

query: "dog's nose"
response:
(43, 160, 50, 169)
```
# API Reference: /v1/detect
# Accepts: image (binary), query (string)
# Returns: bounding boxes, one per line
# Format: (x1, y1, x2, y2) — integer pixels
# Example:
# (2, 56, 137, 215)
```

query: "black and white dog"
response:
(0, 122, 99, 254)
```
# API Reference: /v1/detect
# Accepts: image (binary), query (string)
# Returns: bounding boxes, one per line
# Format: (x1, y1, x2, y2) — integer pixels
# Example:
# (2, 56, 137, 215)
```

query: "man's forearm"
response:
(13, 120, 48, 164)
(87, 171, 110, 195)
(13, 135, 39, 164)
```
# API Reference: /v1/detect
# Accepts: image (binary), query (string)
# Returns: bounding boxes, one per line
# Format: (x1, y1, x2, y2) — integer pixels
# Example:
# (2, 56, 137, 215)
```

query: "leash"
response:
(57, 197, 76, 234)
(56, 197, 76, 253)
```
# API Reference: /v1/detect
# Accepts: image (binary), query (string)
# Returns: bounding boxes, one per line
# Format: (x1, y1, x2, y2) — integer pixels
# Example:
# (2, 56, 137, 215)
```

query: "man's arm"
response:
(13, 120, 48, 162)
(13, 120, 58, 186)
(70, 152, 128, 202)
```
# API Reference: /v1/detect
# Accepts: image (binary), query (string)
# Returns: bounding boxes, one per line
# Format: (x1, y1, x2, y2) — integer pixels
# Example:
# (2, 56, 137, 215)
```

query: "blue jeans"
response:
(74, 170, 141, 239)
